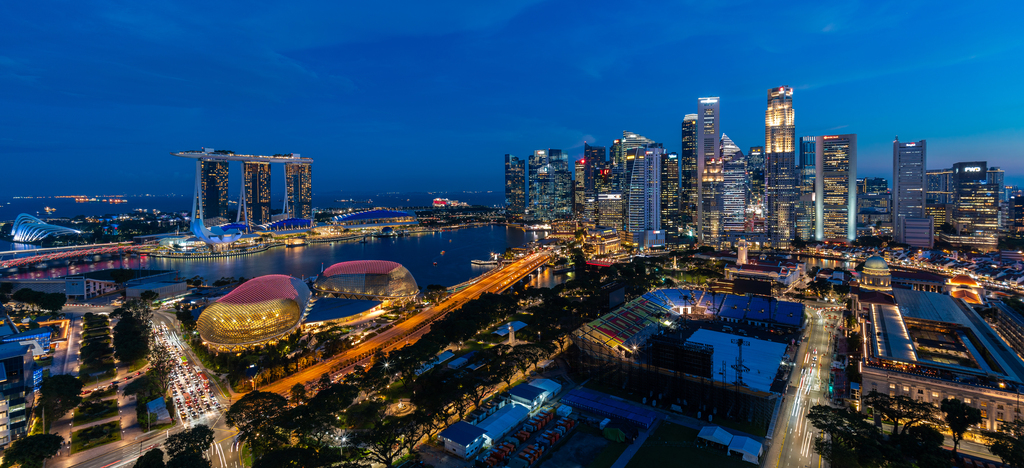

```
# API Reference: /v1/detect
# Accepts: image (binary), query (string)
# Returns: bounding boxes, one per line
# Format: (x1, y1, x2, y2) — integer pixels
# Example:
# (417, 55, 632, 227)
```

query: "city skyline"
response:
(2, 2, 1023, 196)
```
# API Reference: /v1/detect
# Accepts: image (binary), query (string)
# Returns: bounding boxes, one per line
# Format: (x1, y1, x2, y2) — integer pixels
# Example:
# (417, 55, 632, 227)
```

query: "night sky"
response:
(3, 1, 1023, 197)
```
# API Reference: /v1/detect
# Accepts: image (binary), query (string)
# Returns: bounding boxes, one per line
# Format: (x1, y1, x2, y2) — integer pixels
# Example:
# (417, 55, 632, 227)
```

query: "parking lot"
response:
(155, 324, 222, 425)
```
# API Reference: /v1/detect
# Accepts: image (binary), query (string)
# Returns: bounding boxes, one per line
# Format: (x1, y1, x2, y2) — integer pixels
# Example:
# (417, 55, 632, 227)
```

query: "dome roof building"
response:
(197, 275, 310, 351)
(313, 260, 418, 300)
(860, 256, 892, 292)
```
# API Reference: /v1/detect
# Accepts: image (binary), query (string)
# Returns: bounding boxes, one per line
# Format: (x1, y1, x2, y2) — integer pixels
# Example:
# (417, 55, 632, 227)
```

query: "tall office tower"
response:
(680, 115, 698, 226)
(574, 157, 595, 217)
(626, 147, 663, 248)
(719, 134, 747, 232)
(795, 136, 817, 241)
(697, 97, 720, 245)
(622, 130, 658, 150)
(747, 146, 765, 206)
(764, 86, 797, 249)
(284, 162, 313, 220)
(591, 160, 613, 220)
(547, 149, 572, 218)
(927, 169, 954, 204)
(528, 150, 550, 219)
(858, 177, 888, 195)
(610, 139, 625, 191)
(814, 134, 857, 242)
(952, 162, 999, 236)
(242, 161, 272, 225)
(584, 143, 607, 165)
(0, 342, 34, 447)
(660, 151, 680, 231)
(199, 159, 229, 220)
(598, 193, 623, 230)
(893, 139, 931, 247)
(504, 154, 526, 219)
(988, 166, 1009, 229)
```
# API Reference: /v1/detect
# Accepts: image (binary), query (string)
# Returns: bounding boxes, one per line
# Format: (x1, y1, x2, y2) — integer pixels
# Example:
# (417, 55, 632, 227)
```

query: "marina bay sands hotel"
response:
(172, 148, 313, 228)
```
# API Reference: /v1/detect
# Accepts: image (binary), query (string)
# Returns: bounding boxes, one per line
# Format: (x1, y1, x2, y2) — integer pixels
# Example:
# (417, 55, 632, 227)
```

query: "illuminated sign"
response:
(964, 167, 982, 173)
(905, 143, 916, 147)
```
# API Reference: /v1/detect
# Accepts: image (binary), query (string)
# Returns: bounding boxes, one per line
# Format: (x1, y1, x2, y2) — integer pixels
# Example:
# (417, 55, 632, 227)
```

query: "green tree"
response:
(112, 300, 153, 364)
(807, 405, 884, 467)
(0, 434, 62, 468)
(38, 292, 67, 314)
(165, 424, 214, 461)
(225, 391, 288, 459)
(360, 414, 424, 468)
(939, 397, 982, 459)
(166, 453, 209, 468)
(134, 449, 166, 468)
(39, 374, 84, 423)
(140, 290, 159, 303)
(109, 269, 136, 289)
(984, 418, 1024, 467)
(863, 391, 937, 435)
(289, 383, 307, 405)
(12, 288, 43, 309)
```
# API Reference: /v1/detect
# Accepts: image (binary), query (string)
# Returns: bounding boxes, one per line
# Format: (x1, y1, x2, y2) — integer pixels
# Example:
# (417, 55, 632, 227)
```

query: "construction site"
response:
(571, 289, 798, 432)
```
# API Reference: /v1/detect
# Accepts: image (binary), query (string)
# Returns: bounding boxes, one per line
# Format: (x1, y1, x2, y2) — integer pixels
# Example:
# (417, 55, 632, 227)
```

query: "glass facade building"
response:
(504, 154, 526, 218)
(660, 151, 680, 231)
(697, 97, 720, 246)
(815, 134, 857, 242)
(313, 260, 419, 299)
(765, 87, 797, 249)
(719, 134, 747, 233)
(680, 115, 698, 227)
(952, 161, 999, 237)
(285, 162, 313, 220)
(200, 159, 230, 219)
(243, 161, 272, 226)
(893, 139, 929, 246)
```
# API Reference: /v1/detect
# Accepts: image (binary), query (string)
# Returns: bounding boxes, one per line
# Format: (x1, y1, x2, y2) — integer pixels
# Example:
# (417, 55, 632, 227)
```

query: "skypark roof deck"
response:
(172, 149, 314, 164)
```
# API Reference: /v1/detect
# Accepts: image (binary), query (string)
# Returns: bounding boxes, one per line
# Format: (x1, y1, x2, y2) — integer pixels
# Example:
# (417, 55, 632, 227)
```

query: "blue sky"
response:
(2, 1, 1023, 197)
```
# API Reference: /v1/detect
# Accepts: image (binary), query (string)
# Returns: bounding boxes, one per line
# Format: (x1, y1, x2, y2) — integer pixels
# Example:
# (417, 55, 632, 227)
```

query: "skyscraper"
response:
(747, 146, 765, 206)
(697, 97, 720, 245)
(660, 151, 680, 231)
(893, 139, 931, 247)
(815, 134, 857, 242)
(764, 86, 797, 249)
(243, 161, 271, 226)
(719, 134, 747, 232)
(680, 115, 698, 227)
(504, 154, 525, 218)
(988, 166, 1009, 229)
(200, 159, 229, 220)
(627, 147, 663, 249)
(795, 136, 817, 241)
(528, 150, 548, 219)
(284, 162, 312, 220)
(952, 162, 999, 236)
(574, 157, 594, 217)
(580, 143, 605, 219)
(548, 149, 572, 218)
(927, 169, 954, 204)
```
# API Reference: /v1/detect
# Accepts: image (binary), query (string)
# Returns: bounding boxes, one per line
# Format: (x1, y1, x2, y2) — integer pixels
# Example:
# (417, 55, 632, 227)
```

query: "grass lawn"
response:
(576, 424, 629, 468)
(240, 443, 253, 467)
(148, 420, 176, 433)
(86, 386, 118, 400)
(34, 356, 53, 367)
(73, 399, 119, 426)
(71, 421, 122, 454)
(128, 359, 149, 372)
(625, 422, 751, 468)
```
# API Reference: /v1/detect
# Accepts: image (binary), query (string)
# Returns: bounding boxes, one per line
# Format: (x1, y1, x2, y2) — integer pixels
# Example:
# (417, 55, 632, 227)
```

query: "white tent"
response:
(697, 425, 733, 447)
(728, 436, 763, 464)
(529, 378, 562, 400)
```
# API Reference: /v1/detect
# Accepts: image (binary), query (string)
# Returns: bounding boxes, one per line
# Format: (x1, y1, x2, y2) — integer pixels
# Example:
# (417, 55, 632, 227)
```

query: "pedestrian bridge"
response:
(0, 243, 144, 269)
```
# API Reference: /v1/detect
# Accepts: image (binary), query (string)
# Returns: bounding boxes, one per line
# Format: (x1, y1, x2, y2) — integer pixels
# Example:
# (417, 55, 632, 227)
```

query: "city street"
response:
(262, 250, 552, 394)
(766, 302, 844, 468)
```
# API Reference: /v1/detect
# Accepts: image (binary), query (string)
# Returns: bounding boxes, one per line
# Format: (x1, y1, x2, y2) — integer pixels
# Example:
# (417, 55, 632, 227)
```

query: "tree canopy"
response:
(0, 433, 63, 468)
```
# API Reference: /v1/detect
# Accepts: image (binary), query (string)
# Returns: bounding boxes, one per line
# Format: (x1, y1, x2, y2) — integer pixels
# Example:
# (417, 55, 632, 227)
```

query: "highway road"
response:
(262, 251, 552, 395)
(766, 302, 845, 468)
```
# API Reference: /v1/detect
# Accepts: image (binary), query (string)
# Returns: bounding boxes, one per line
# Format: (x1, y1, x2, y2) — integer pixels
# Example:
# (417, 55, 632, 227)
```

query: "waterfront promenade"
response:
(261, 250, 552, 395)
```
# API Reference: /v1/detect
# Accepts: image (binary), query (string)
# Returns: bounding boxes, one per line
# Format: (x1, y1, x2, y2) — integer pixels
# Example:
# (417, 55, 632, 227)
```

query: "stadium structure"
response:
(573, 288, 800, 430)
(313, 260, 418, 303)
(332, 209, 417, 229)
(197, 275, 311, 351)
(11, 214, 82, 243)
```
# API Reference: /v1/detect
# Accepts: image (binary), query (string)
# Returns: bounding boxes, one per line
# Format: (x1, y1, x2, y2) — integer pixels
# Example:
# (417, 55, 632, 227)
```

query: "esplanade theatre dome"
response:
(313, 260, 418, 300)
(197, 275, 310, 351)
(860, 256, 892, 292)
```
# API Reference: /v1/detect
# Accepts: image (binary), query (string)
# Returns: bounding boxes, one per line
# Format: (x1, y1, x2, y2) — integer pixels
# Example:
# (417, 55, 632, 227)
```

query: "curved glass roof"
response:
(197, 275, 310, 349)
(333, 209, 415, 222)
(12, 214, 82, 243)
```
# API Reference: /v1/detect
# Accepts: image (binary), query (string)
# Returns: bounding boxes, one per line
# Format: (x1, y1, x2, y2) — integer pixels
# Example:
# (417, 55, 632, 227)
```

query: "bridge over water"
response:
(0, 243, 145, 269)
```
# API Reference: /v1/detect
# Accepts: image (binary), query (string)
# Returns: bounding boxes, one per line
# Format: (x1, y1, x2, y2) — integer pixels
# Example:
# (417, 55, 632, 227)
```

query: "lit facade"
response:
(680, 115, 698, 227)
(660, 151, 680, 231)
(952, 161, 999, 237)
(893, 139, 931, 247)
(313, 260, 419, 300)
(243, 161, 272, 226)
(748, 145, 765, 207)
(719, 134, 747, 232)
(200, 160, 229, 219)
(764, 86, 797, 249)
(859, 256, 892, 292)
(10, 214, 82, 243)
(626, 147, 662, 245)
(597, 193, 623, 230)
(197, 275, 310, 351)
(575, 157, 594, 218)
(527, 149, 571, 220)
(795, 136, 817, 241)
(285, 162, 312, 220)
(697, 97, 720, 245)
(927, 168, 954, 204)
(504, 154, 526, 218)
(815, 134, 857, 242)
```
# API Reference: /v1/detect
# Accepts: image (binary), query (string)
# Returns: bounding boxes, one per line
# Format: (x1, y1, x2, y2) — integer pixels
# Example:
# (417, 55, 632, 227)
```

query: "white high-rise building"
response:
(720, 134, 747, 232)
(814, 134, 857, 242)
(893, 139, 932, 247)
(627, 147, 663, 249)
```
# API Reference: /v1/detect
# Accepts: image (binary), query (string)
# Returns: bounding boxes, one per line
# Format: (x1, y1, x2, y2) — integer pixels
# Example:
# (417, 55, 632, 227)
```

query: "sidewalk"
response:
(610, 418, 662, 468)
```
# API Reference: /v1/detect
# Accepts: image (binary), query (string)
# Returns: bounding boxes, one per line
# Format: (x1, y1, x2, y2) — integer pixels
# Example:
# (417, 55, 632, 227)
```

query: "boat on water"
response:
(285, 238, 306, 248)
(471, 259, 499, 266)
